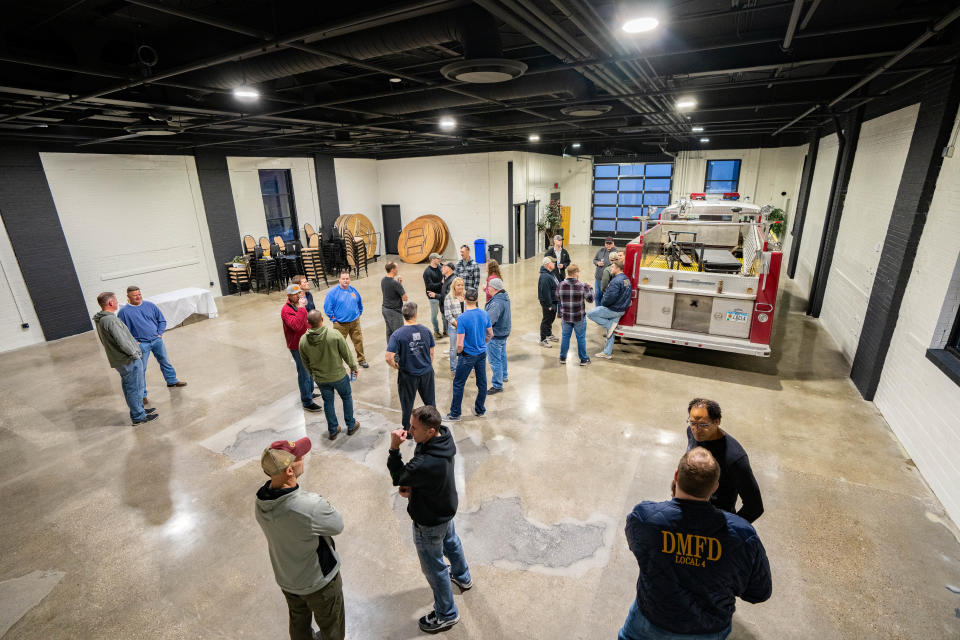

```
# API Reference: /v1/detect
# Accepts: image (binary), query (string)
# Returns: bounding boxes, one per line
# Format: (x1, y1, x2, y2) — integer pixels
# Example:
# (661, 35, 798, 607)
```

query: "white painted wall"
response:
(874, 105, 960, 528)
(0, 219, 44, 353)
(40, 153, 220, 317)
(792, 133, 840, 294)
(819, 104, 920, 362)
(227, 156, 321, 243)
(560, 155, 593, 245)
(333, 157, 382, 245)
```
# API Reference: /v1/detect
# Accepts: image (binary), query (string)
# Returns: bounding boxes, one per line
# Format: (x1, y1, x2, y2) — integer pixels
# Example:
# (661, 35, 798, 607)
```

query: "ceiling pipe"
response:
(781, 0, 805, 51)
(774, 6, 960, 135)
(798, 0, 823, 31)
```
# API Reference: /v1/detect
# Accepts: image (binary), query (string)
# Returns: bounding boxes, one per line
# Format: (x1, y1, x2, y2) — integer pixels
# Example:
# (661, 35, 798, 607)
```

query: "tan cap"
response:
(260, 437, 311, 476)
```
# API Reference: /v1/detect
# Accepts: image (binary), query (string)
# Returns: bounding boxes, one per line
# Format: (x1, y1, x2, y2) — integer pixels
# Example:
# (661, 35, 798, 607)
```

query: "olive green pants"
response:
(282, 572, 344, 640)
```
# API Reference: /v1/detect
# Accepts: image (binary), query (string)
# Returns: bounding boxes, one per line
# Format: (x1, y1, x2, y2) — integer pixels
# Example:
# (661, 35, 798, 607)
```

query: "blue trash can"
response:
(474, 238, 487, 264)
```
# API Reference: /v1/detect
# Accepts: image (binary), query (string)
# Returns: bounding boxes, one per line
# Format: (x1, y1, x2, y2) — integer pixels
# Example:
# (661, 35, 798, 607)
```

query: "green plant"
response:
(767, 207, 786, 236)
(226, 255, 249, 265)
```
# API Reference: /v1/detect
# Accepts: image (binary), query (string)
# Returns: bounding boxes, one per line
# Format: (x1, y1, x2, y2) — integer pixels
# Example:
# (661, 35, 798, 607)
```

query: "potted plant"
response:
(226, 255, 249, 268)
(538, 200, 563, 249)
(767, 208, 786, 237)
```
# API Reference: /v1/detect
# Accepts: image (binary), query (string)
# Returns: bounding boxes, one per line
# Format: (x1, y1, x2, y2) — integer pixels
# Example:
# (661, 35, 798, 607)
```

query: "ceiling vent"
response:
(440, 59, 527, 83)
(560, 104, 612, 117)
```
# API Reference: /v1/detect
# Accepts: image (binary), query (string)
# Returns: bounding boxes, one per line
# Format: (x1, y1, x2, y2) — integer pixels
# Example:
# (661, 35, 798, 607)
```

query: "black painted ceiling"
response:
(0, 0, 957, 158)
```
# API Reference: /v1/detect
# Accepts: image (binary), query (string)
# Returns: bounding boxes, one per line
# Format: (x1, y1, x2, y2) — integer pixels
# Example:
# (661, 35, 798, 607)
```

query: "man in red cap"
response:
(282, 284, 322, 412)
(255, 437, 345, 640)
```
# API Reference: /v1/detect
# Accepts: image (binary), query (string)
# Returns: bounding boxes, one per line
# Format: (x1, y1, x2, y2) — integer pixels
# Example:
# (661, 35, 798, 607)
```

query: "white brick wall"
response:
(40, 153, 220, 317)
(793, 133, 840, 294)
(820, 104, 920, 361)
(0, 218, 43, 353)
(226, 156, 321, 243)
(333, 158, 382, 244)
(874, 106, 960, 527)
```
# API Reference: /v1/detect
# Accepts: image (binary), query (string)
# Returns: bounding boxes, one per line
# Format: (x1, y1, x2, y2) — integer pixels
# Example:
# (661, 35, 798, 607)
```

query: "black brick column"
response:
(851, 67, 960, 400)
(786, 129, 819, 279)
(807, 108, 864, 317)
(0, 145, 91, 340)
(312, 153, 341, 235)
(194, 152, 243, 296)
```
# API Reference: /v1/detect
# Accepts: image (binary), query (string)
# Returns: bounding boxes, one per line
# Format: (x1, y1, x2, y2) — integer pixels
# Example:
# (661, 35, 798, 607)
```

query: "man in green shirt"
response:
(299, 310, 360, 440)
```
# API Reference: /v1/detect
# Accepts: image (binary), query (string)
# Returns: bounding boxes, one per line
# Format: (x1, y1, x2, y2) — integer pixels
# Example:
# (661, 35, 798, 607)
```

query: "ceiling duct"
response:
(560, 104, 612, 117)
(183, 7, 519, 90)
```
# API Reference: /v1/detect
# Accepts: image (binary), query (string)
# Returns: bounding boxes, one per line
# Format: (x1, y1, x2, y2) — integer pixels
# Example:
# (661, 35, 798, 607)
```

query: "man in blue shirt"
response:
(587, 260, 632, 361)
(483, 278, 511, 394)
(445, 288, 492, 421)
(117, 286, 186, 402)
(323, 271, 369, 368)
(620, 447, 771, 640)
(386, 301, 436, 436)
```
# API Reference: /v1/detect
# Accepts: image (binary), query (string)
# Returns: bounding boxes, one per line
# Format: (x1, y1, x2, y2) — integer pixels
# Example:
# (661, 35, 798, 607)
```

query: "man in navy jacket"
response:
(620, 447, 771, 639)
(587, 261, 632, 360)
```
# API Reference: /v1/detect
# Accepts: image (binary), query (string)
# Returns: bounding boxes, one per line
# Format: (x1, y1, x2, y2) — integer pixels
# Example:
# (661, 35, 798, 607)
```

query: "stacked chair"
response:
(273, 235, 303, 284)
(301, 232, 330, 287)
(250, 236, 280, 293)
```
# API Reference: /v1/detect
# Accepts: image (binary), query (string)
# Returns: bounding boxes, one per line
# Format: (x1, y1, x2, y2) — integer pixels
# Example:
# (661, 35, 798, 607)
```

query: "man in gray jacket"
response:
(592, 237, 617, 305)
(93, 291, 157, 426)
(255, 437, 345, 640)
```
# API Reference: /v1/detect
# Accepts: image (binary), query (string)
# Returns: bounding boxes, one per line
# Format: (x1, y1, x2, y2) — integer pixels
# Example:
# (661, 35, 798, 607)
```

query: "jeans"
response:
(317, 375, 356, 435)
(116, 358, 146, 422)
(448, 328, 458, 372)
(450, 351, 487, 417)
(429, 298, 447, 335)
(412, 520, 471, 621)
(290, 349, 315, 406)
(540, 303, 556, 340)
(138, 336, 178, 396)
(398, 369, 436, 429)
(382, 308, 404, 343)
(559, 319, 588, 362)
(487, 337, 507, 389)
(619, 601, 730, 640)
(595, 278, 603, 305)
(282, 572, 345, 640)
(587, 306, 625, 355)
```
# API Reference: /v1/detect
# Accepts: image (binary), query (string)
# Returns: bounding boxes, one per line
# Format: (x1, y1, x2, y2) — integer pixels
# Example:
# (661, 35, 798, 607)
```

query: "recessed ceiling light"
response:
(676, 97, 697, 110)
(622, 17, 659, 33)
(700, 138, 710, 143)
(571, 142, 581, 148)
(529, 134, 540, 142)
(232, 87, 259, 100)
(439, 117, 456, 130)
(691, 126, 704, 132)
(389, 77, 402, 83)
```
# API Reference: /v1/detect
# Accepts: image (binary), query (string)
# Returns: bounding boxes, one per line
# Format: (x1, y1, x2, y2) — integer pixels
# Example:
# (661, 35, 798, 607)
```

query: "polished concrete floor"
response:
(1, 246, 959, 640)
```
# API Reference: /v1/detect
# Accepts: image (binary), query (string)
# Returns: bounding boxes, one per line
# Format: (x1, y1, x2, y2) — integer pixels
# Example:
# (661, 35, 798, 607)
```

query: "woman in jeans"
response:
(483, 259, 502, 304)
(443, 277, 466, 375)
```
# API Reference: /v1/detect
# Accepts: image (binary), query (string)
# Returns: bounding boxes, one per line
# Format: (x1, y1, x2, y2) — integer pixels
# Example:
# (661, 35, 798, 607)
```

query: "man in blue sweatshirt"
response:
(118, 286, 186, 402)
(587, 261, 632, 360)
(620, 447, 771, 640)
(323, 271, 368, 368)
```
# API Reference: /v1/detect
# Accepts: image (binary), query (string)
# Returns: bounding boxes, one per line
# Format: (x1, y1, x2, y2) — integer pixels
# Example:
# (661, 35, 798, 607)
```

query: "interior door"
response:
(513, 204, 522, 262)
(524, 201, 537, 259)
(381, 204, 402, 255)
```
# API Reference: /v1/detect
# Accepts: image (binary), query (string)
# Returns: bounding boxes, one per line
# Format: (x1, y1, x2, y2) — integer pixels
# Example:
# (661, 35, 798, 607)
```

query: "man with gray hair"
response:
(386, 301, 436, 435)
(484, 278, 511, 394)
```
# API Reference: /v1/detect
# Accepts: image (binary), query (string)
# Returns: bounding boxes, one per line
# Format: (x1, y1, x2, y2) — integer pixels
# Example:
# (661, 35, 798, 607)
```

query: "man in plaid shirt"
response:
(557, 264, 594, 366)
(455, 245, 481, 291)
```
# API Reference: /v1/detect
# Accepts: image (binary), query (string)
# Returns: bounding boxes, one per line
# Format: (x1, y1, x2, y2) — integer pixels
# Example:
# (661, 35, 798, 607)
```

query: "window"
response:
(259, 169, 298, 242)
(591, 162, 674, 236)
(925, 277, 960, 387)
(704, 159, 741, 193)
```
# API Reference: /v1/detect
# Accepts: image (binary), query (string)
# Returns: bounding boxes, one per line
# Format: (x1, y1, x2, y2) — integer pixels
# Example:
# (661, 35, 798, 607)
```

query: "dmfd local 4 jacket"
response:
(625, 498, 771, 635)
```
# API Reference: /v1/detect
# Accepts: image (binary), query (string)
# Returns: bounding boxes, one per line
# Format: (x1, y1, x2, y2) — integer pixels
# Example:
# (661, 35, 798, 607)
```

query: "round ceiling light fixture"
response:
(440, 59, 528, 84)
(232, 86, 259, 100)
(560, 104, 613, 117)
(389, 77, 402, 83)
(439, 116, 456, 130)
(622, 17, 659, 33)
(676, 97, 697, 110)
(528, 134, 540, 142)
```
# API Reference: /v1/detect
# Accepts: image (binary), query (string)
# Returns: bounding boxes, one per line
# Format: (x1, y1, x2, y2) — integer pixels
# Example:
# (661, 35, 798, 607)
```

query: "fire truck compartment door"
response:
(710, 298, 753, 338)
(673, 294, 713, 334)
(636, 290, 674, 328)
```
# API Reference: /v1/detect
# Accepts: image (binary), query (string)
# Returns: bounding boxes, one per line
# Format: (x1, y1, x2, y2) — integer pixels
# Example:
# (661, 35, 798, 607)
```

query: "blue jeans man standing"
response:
(487, 337, 507, 390)
(559, 318, 589, 364)
(449, 352, 487, 418)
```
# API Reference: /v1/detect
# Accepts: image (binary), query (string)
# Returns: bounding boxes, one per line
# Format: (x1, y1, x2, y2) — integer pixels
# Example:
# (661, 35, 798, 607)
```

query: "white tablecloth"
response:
(121, 287, 218, 329)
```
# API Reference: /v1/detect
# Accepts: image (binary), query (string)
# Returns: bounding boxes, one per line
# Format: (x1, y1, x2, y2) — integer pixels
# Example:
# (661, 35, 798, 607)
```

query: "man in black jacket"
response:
(545, 234, 571, 281)
(423, 253, 446, 338)
(387, 405, 472, 634)
(537, 256, 559, 347)
(685, 398, 764, 523)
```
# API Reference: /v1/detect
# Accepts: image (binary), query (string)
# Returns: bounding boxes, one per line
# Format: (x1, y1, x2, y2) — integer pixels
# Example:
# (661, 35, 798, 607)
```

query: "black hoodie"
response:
(387, 426, 458, 526)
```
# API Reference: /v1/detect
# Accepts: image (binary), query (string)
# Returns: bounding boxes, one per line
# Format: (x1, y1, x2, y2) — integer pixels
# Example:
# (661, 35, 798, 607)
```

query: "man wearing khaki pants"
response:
(322, 271, 369, 368)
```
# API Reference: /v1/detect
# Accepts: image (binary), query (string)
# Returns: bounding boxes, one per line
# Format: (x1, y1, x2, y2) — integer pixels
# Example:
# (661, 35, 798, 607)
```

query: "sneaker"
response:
(418, 611, 459, 633)
(167, 381, 187, 388)
(132, 413, 159, 426)
(303, 402, 323, 412)
(487, 387, 503, 394)
(347, 421, 360, 436)
(580, 359, 591, 366)
(145, 407, 157, 414)
(539, 339, 552, 348)
(359, 362, 369, 369)
(559, 358, 566, 365)
(444, 413, 462, 422)
(606, 324, 618, 340)
(473, 410, 485, 417)
(547, 335, 559, 342)
(328, 426, 341, 441)
(502, 377, 508, 382)
(450, 575, 473, 591)
(595, 352, 612, 360)
(312, 392, 321, 398)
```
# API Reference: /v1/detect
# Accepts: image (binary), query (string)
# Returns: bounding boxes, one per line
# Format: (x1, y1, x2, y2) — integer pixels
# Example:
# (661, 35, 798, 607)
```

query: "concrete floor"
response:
(1, 245, 959, 640)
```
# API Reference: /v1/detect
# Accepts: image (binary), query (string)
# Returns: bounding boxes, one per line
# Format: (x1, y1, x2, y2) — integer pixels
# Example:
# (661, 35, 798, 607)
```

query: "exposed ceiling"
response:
(0, 0, 958, 158)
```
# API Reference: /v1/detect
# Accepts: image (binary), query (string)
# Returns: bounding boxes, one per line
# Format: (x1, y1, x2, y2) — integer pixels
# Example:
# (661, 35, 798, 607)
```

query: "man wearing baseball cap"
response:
(422, 252, 446, 339)
(255, 437, 345, 640)
(446, 287, 492, 421)
(483, 278, 511, 394)
(593, 237, 617, 306)
(282, 284, 322, 413)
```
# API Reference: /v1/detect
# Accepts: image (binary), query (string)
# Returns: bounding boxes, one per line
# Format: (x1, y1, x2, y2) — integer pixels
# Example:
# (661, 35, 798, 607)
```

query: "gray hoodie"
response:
(255, 483, 344, 595)
(93, 310, 141, 368)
